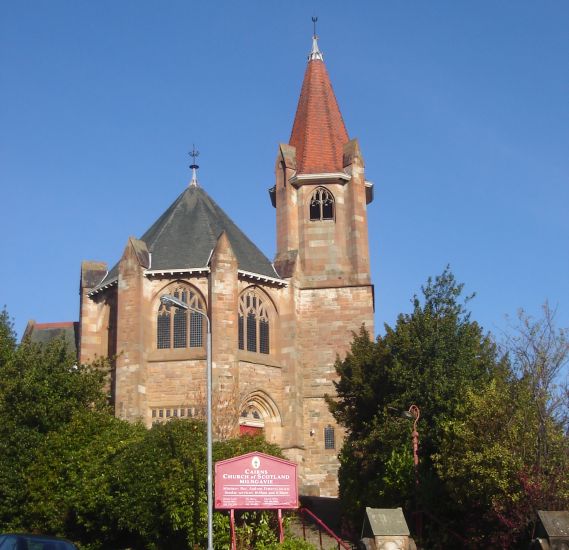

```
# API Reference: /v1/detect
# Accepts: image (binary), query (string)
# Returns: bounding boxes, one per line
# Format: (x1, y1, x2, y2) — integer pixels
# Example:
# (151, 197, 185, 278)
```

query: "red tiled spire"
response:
(289, 36, 349, 174)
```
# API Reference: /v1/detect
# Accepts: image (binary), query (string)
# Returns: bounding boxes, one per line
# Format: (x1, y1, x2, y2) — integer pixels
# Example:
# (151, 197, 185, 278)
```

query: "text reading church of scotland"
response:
(73, 31, 374, 498)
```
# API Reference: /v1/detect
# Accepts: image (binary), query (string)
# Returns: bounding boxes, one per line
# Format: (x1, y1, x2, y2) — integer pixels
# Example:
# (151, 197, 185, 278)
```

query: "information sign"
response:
(215, 451, 298, 510)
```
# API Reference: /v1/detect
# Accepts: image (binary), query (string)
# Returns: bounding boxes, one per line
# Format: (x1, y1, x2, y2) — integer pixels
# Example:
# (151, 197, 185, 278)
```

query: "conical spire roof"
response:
(93, 186, 279, 290)
(289, 35, 349, 174)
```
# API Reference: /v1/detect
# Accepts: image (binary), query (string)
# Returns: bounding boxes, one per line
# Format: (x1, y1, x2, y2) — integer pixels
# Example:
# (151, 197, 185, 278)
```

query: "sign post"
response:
(215, 452, 298, 546)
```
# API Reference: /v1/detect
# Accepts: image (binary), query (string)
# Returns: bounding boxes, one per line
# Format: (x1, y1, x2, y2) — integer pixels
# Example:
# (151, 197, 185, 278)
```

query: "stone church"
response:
(74, 32, 374, 497)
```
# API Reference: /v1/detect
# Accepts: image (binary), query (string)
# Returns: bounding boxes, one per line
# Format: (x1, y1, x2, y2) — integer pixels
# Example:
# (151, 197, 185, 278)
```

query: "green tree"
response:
(24, 410, 145, 549)
(0, 308, 16, 372)
(504, 302, 569, 462)
(0, 311, 295, 549)
(108, 420, 286, 550)
(0, 313, 110, 530)
(329, 268, 503, 545)
(434, 304, 569, 548)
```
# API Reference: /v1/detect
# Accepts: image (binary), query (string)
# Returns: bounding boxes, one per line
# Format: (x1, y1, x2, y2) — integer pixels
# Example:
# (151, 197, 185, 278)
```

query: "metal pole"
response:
(206, 317, 213, 550)
(407, 405, 421, 543)
(230, 508, 236, 550)
(158, 296, 213, 549)
(278, 509, 284, 543)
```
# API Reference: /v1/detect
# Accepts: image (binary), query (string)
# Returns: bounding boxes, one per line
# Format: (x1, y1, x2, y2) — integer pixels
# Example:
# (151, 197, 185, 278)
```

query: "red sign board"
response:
(215, 451, 298, 510)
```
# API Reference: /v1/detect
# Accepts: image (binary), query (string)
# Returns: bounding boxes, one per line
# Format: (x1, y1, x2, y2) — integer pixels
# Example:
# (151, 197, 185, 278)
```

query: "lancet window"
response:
(309, 187, 335, 221)
(238, 289, 271, 355)
(157, 286, 205, 349)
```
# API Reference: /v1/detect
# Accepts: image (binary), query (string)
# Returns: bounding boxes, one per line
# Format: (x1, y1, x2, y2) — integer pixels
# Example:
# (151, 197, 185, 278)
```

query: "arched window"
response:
(309, 187, 335, 221)
(157, 286, 205, 349)
(238, 289, 271, 355)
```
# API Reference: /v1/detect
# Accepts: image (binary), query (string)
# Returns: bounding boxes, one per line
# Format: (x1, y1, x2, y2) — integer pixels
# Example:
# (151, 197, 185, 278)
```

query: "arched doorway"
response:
(238, 391, 282, 442)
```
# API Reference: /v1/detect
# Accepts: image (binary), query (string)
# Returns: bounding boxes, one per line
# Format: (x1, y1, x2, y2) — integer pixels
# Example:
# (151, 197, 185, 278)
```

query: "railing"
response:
(298, 507, 352, 550)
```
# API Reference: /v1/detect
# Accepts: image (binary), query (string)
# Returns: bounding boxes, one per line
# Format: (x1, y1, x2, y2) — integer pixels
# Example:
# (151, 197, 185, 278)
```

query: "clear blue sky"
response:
(1, 1, 568, 340)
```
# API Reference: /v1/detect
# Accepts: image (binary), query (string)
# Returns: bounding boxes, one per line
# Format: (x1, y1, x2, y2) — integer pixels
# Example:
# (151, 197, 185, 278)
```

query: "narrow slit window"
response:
(157, 310, 171, 349)
(190, 311, 203, 348)
(260, 318, 270, 354)
(324, 425, 335, 449)
(238, 315, 244, 350)
(247, 311, 257, 352)
(173, 308, 187, 348)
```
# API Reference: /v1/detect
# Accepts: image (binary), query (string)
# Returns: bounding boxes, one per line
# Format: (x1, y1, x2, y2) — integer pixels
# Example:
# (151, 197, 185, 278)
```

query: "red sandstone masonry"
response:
(79, 260, 109, 364)
(210, 232, 239, 392)
(115, 238, 149, 421)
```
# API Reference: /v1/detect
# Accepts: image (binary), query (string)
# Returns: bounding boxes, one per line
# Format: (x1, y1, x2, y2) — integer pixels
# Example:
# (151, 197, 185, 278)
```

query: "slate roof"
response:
(95, 185, 279, 290)
(23, 322, 79, 355)
(289, 42, 349, 174)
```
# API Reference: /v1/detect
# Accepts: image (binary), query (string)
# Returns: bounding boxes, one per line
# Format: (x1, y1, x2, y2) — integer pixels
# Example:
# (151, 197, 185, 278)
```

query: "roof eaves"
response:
(238, 269, 287, 287)
(145, 267, 210, 277)
(87, 277, 118, 297)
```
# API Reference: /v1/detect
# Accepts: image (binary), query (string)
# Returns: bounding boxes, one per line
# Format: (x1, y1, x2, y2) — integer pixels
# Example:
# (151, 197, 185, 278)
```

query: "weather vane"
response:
(189, 144, 200, 169)
(312, 16, 318, 37)
(189, 144, 200, 187)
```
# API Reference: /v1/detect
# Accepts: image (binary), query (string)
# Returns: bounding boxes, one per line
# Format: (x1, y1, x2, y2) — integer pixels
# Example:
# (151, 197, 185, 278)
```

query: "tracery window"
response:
(239, 405, 264, 435)
(238, 289, 271, 355)
(157, 286, 205, 349)
(309, 187, 335, 221)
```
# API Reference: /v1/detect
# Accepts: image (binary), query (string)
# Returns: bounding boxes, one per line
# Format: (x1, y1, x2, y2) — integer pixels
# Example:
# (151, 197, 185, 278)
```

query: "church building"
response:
(76, 31, 375, 497)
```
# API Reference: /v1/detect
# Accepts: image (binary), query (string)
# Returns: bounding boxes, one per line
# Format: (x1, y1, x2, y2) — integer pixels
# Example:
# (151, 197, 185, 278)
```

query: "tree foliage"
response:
(25, 410, 145, 547)
(330, 270, 569, 548)
(0, 312, 110, 530)
(0, 310, 293, 549)
(434, 305, 569, 547)
(329, 269, 505, 545)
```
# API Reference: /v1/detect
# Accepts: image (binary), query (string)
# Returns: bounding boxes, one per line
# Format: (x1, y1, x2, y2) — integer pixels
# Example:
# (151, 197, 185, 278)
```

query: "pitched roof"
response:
(23, 321, 79, 355)
(95, 186, 278, 290)
(289, 40, 349, 174)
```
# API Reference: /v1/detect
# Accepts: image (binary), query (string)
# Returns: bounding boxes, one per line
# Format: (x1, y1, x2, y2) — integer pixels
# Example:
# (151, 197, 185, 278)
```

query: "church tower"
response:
(271, 28, 375, 496)
(74, 24, 375, 499)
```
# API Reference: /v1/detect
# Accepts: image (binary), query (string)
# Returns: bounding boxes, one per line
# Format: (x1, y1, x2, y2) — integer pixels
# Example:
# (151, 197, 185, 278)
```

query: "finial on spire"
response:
(189, 144, 200, 187)
(309, 16, 324, 61)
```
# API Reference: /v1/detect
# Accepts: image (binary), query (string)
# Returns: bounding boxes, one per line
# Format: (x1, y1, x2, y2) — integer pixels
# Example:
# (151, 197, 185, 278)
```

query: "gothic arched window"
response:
(309, 187, 335, 221)
(238, 289, 271, 355)
(157, 286, 205, 349)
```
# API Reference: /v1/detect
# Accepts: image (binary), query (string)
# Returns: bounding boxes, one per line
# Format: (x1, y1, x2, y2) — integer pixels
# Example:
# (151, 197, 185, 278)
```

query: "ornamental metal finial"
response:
(309, 16, 323, 61)
(189, 144, 200, 187)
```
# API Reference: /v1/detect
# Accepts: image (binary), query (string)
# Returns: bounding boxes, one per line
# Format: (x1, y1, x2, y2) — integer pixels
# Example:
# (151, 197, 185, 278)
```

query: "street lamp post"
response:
(402, 404, 421, 542)
(401, 405, 420, 488)
(160, 294, 213, 550)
